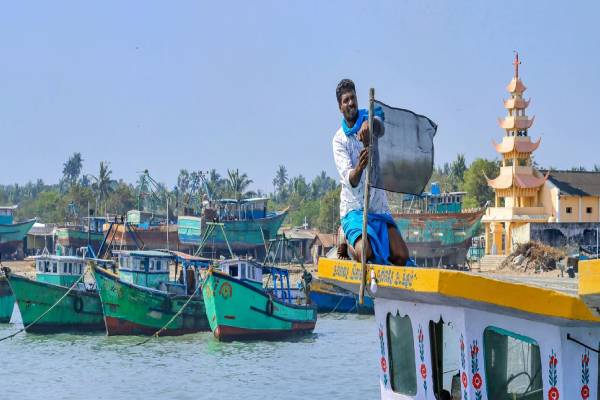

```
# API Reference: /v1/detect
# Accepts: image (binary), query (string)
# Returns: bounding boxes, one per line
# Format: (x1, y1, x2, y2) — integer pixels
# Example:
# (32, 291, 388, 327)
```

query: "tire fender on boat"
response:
(265, 297, 274, 316)
(73, 296, 84, 313)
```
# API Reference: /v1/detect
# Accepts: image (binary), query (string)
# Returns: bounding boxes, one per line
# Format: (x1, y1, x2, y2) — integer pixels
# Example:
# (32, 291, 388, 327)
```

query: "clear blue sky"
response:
(1, 1, 598, 192)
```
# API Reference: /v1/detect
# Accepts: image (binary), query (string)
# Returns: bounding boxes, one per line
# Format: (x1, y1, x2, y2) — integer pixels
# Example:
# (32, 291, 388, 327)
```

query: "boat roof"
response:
(114, 250, 173, 258)
(0, 205, 17, 210)
(29, 254, 114, 264)
(317, 258, 600, 326)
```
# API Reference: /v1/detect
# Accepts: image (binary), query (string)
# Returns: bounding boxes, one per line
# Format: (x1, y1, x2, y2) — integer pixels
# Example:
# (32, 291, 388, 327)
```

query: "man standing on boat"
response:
(332, 79, 409, 266)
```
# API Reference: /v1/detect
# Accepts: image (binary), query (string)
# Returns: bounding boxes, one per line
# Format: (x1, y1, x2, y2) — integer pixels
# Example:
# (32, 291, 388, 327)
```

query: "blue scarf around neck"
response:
(341, 107, 384, 137)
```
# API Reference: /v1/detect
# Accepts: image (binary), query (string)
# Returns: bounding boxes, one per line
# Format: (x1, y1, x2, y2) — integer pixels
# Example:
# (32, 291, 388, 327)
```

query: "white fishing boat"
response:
(318, 257, 600, 399)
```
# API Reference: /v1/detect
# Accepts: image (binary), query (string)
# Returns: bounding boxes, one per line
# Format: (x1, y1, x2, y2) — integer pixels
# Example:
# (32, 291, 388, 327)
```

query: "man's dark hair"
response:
(336, 79, 355, 104)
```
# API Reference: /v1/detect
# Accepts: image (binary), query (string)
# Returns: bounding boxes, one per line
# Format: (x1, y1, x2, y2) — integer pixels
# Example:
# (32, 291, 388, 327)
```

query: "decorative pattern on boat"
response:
(548, 350, 559, 400)
(581, 350, 590, 400)
(378, 324, 388, 388)
(417, 325, 427, 396)
(469, 339, 483, 400)
(219, 282, 232, 299)
(459, 334, 468, 400)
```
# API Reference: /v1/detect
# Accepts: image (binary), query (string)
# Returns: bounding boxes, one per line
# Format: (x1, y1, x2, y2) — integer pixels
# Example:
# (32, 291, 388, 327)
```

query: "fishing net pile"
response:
(499, 241, 566, 273)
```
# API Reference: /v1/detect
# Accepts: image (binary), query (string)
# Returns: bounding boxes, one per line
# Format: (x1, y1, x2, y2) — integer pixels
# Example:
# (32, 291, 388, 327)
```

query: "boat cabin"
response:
(213, 198, 269, 221)
(34, 254, 112, 287)
(318, 258, 600, 400)
(84, 216, 106, 234)
(402, 183, 466, 214)
(218, 259, 295, 302)
(0, 205, 17, 225)
(219, 259, 264, 289)
(117, 250, 172, 289)
(126, 210, 166, 228)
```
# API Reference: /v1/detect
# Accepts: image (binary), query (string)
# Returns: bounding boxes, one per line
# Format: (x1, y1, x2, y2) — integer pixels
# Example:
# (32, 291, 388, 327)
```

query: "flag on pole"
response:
(369, 100, 437, 195)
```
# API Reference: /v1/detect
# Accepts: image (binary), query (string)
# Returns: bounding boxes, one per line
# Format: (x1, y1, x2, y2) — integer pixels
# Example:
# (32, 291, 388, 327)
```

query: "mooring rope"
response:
(0, 268, 87, 343)
(319, 294, 347, 318)
(133, 281, 203, 347)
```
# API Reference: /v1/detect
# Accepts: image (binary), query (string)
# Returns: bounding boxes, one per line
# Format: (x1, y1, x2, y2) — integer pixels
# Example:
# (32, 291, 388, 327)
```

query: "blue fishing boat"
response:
(309, 279, 374, 314)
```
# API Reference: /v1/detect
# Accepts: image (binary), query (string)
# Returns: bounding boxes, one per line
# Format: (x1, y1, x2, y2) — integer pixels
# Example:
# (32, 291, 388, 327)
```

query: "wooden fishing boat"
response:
(54, 217, 105, 256)
(178, 198, 287, 254)
(0, 206, 35, 258)
(0, 275, 15, 323)
(4, 255, 111, 333)
(203, 259, 317, 341)
(92, 250, 210, 336)
(318, 257, 600, 399)
(309, 278, 374, 314)
(394, 187, 484, 267)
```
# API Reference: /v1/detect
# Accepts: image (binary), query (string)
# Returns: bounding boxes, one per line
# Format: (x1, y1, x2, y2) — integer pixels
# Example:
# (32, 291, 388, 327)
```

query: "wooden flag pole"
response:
(359, 88, 375, 305)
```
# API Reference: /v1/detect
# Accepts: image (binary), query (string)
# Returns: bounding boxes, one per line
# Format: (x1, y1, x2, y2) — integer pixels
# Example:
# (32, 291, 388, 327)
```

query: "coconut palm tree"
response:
(92, 161, 115, 215)
(226, 169, 253, 201)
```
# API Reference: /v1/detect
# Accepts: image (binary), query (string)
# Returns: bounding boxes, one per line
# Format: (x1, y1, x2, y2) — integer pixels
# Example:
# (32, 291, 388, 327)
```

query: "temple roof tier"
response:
(492, 136, 541, 154)
(506, 77, 527, 94)
(485, 170, 549, 190)
(503, 98, 530, 110)
(498, 115, 535, 130)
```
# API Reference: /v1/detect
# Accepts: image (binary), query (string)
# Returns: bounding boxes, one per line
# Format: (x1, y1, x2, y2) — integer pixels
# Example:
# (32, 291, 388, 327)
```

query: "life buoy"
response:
(265, 298, 274, 316)
(73, 296, 84, 313)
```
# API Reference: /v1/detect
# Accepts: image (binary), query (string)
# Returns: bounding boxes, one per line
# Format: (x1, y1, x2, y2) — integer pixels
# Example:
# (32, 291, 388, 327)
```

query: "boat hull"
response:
(105, 224, 178, 250)
(203, 270, 317, 341)
(0, 276, 15, 323)
(309, 288, 374, 314)
(55, 228, 103, 252)
(394, 210, 483, 266)
(6, 273, 104, 333)
(92, 266, 209, 336)
(0, 219, 35, 256)
(178, 211, 287, 252)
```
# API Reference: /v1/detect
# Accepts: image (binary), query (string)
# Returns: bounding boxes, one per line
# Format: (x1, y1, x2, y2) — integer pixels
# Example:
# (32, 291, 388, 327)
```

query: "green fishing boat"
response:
(92, 250, 210, 336)
(203, 259, 317, 341)
(0, 205, 35, 258)
(178, 198, 287, 254)
(0, 275, 15, 323)
(5, 255, 111, 333)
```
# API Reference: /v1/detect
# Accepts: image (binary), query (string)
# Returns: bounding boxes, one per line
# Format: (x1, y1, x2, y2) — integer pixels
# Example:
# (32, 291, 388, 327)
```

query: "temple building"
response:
(482, 54, 600, 257)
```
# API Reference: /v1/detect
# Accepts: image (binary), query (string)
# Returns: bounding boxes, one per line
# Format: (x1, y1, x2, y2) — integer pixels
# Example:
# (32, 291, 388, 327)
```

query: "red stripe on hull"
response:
(104, 316, 209, 336)
(213, 321, 316, 342)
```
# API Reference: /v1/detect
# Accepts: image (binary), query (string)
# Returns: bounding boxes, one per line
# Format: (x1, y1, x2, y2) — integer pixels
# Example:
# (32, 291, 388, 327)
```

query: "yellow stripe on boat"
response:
(318, 258, 600, 324)
(579, 259, 600, 317)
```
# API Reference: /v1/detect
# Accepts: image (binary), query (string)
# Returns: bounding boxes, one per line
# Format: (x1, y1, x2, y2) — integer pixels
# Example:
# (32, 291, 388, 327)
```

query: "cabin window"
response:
(240, 263, 247, 279)
(68, 263, 72, 273)
(483, 327, 542, 399)
(52, 262, 57, 273)
(229, 265, 239, 277)
(566, 207, 573, 214)
(386, 313, 417, 395)
(429, 320, 461, 399)
(62, 263, 67, 273)
(156, 261, 161, 271)
(45, 261, 50, 272)
(150, 260, 155, 271)
(587, 207, 593, 214)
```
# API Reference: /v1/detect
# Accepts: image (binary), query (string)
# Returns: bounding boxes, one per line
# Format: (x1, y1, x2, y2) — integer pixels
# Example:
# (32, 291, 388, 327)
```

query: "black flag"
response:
(369, 100, 437, 195)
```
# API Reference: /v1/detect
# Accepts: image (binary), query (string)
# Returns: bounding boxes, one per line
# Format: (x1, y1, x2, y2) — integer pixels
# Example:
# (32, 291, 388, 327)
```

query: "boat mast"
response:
(359, 88, 375, 304)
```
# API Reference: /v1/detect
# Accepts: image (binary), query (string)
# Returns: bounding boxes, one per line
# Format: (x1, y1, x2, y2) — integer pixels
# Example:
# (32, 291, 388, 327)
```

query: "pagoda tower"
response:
(482, 53, 550, 256)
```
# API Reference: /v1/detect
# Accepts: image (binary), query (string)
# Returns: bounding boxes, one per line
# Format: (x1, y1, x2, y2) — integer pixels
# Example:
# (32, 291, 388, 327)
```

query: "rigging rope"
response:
(133, 280, 203, 347)
(0, 268, 88, 343)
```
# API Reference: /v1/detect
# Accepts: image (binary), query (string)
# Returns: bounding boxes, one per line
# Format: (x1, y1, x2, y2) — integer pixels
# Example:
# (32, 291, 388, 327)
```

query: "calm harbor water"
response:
(0, 314, 378, 400)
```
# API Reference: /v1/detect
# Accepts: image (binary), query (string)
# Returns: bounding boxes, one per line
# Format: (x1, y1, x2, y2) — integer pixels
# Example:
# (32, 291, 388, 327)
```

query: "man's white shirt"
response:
(332, 126, 390, 219)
